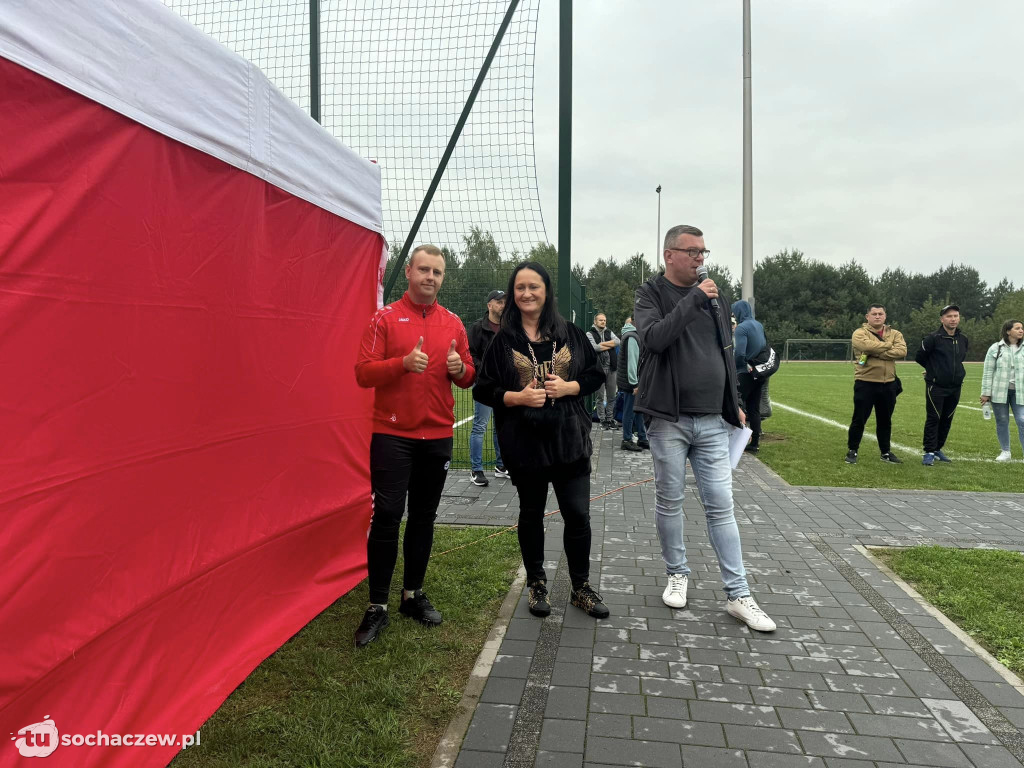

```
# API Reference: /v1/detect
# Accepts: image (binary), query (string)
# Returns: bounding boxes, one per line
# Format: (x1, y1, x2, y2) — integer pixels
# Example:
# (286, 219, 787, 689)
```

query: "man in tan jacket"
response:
(845, 304, 907, 464)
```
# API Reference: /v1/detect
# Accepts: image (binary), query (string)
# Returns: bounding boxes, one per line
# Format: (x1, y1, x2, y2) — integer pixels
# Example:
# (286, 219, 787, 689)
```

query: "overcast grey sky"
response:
(529, 1, 1024, 287)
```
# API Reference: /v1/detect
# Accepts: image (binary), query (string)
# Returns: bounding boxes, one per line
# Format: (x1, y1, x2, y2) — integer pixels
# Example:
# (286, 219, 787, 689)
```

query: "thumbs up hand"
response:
(403, 336, 429, 373)
(446, 339, 465, 376)
(519, 377, 548, 408)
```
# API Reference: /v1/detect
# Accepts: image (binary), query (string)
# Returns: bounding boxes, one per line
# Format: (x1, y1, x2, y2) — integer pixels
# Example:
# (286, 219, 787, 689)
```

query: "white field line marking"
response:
(454, 415, 474, 428)
(778, 372, 985, 411)
(772, 401, 1001, 463)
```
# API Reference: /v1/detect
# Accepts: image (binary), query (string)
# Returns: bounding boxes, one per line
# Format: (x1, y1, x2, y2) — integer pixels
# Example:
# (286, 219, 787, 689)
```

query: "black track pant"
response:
(515, 471, 592, 589)
(923, 384, 961, 453)
(367, 433, 452, 605)
(738, 372, 766, 448)
(848, 380, 899, 454)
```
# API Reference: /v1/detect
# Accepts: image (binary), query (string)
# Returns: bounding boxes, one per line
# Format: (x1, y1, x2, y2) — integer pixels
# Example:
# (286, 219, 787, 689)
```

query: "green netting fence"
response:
(159, 1, 595, 471)
(161, 0, 547, 262)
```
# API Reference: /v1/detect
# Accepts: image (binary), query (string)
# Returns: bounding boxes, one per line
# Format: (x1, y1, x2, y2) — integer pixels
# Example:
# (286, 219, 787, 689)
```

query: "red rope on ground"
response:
(432, 476, 655, 558)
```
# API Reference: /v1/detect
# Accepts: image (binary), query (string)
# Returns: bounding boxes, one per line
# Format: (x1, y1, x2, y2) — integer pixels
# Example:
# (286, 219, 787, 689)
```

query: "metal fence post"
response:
(309, 0, 320, 123)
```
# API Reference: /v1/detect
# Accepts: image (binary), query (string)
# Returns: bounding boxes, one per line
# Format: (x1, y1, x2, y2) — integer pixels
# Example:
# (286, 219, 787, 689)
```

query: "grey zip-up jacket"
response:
(633, 274, 742, 428)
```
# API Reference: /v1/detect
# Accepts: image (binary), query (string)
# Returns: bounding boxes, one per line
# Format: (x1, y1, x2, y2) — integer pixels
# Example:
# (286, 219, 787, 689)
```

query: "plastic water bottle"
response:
(982, 403, 992, 420)
(857, 353, 868, 366)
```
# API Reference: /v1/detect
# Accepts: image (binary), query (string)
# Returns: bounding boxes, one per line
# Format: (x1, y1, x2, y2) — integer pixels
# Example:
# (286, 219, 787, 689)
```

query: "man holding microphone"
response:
(634, 224, 775, 632)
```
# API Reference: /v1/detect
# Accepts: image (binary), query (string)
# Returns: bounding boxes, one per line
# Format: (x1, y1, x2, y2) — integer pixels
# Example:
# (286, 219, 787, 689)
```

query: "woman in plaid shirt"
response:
(980, 319, 1024, 461)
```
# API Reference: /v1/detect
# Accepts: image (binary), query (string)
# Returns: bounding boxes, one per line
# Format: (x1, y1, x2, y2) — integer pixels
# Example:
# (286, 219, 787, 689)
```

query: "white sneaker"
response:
(996, 450, 1012, 462)
(662, 574, 688, 608)
(726, 595, 777, 632)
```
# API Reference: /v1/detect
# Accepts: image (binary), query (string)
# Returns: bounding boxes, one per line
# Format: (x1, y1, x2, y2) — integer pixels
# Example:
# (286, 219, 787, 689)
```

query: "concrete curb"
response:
(429, 564, 527, 768)
(857, 544, 1024, 695)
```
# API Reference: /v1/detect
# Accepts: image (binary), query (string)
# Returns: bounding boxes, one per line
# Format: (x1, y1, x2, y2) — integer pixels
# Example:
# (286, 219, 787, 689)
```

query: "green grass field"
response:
(449, 361, 1024, 491)
(758, 361, 1024, 492)
(876, 546, 1024, 676)
(171, 525, 521, 768)
(449, 389, 495, 471)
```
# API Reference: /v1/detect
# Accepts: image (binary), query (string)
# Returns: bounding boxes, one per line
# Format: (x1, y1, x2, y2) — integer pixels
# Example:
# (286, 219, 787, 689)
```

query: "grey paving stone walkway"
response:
(443, 424, 1024, 768)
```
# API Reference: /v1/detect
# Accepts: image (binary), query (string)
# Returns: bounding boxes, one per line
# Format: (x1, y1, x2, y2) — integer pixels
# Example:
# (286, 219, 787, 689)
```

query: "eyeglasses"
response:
(666, 248, 711, 259)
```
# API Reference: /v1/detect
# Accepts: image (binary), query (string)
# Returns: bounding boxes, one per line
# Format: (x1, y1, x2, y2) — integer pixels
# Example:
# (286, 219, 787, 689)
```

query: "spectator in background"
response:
(473, 262, 609, 620)
(845, 304, 907, 464)
(916, 304, 968, 466)
(467, 289, 509, 486)
(980, 319, 1024, 461)
(616, 316, 648, 452)
(588, 313, 620, 429)
(731, 300, 766, 454)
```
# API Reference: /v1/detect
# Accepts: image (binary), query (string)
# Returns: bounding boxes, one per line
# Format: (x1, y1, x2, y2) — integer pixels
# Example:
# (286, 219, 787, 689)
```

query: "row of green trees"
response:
(747, 250, 1021, 360)
(385, 230, 1023, 361)
(383, 228, 584, 326)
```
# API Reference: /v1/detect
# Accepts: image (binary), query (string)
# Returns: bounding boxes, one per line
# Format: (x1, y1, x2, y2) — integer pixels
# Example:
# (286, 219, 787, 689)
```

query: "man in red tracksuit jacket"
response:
(353, 244, 475, 647)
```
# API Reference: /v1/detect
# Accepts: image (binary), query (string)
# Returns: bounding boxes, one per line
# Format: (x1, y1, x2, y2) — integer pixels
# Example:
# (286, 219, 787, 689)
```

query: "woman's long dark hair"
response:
(1002, 319, 1023, 345)
(501, 261, 568, 343)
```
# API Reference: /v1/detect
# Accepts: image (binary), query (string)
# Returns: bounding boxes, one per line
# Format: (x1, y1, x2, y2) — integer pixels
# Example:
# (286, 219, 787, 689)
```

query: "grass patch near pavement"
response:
(757, 361, 1024, 492)
(875, 546, 1024, 677)
(172, 524, 521, 768)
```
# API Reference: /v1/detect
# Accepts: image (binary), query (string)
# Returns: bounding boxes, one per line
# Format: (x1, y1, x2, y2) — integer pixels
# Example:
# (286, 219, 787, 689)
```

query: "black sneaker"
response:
(637, 440, 650, 449)
(880, 452, 902, 464)
(527, 580, 551, 617)
(471, 470, 489, 487)
(744, 444, 759, 454)
(399, 591, 442, 626)
(494, 465, 510, 478)
(354, 605, 390, 648)
(570, 582, 610, 619)
(621, 440, 641, 452)
(845, 450, 858, 464)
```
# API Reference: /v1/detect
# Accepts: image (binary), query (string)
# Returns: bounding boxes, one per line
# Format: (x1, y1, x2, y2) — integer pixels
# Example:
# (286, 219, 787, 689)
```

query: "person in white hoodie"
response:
(980, 319, 1024, 461)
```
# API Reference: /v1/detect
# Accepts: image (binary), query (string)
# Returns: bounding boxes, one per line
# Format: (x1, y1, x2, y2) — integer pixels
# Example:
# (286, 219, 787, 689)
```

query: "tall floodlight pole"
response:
(309, 0, 320, 123)
(656, 184, 662, 272)
(557, 0, 572, 318)
(741, 0, 754, 306)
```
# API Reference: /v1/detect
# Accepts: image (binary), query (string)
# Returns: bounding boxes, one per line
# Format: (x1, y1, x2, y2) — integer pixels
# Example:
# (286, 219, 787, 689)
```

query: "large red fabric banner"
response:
(0, 58, 381, 767)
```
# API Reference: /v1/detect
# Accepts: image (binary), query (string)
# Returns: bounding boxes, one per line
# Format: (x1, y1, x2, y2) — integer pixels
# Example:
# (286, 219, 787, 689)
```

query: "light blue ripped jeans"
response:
(993, 389, 1024, 454)
(647, 413, 750, 599)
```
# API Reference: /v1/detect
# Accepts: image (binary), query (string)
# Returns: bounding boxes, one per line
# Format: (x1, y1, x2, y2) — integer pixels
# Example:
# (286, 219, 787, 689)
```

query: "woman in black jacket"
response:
(474, 262, 609, 619)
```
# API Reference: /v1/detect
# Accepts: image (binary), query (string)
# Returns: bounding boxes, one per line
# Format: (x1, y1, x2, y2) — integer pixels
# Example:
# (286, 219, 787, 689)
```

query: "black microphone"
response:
(695, 265, 719, 318)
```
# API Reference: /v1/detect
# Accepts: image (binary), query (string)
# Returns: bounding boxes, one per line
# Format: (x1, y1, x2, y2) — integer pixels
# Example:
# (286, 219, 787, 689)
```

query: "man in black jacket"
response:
(467, 290, 509, 485)
(634, 224, 775, 633)
(915, 304, 968, 466)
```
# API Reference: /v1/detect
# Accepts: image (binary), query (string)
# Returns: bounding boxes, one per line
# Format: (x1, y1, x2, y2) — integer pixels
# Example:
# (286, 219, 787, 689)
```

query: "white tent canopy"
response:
(0, 0, 382, 234)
